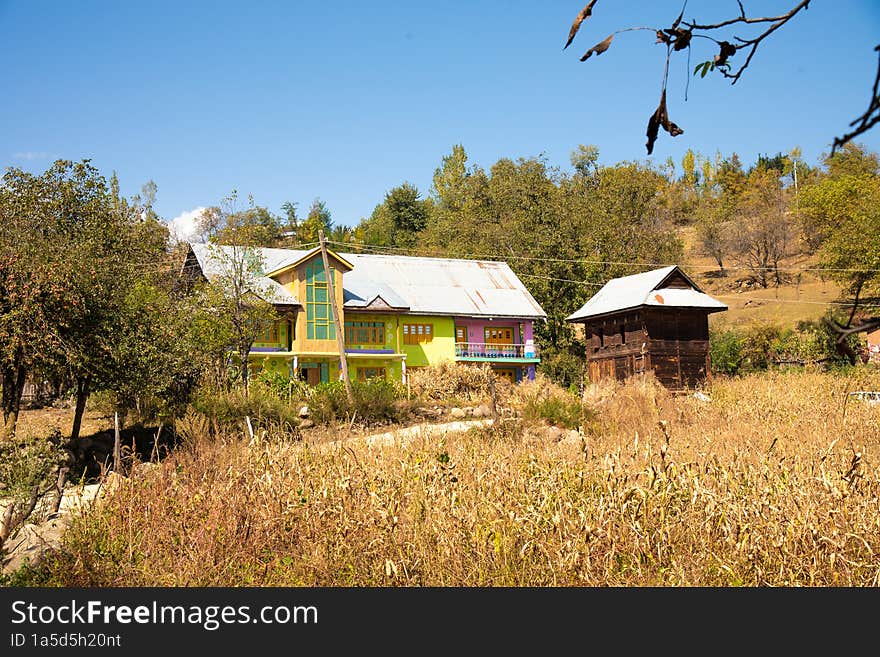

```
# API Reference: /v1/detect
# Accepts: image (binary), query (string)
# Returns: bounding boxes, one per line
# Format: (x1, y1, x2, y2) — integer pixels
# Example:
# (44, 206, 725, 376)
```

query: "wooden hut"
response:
(566, 265, 727, 390)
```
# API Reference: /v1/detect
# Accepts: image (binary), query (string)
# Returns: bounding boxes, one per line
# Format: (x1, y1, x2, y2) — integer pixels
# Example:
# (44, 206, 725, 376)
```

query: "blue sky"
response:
(2, 1, 879, 237)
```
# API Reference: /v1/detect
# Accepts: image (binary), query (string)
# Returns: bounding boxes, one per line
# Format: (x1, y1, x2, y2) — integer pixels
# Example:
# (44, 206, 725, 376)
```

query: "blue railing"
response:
(454, 343, 539, 359)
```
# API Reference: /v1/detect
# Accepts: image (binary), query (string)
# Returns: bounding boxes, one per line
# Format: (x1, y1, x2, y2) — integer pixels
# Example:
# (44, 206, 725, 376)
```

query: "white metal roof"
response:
(565, 265, 727, 322)
(189, 244, 547, 319)
(189, 244, 301, 306)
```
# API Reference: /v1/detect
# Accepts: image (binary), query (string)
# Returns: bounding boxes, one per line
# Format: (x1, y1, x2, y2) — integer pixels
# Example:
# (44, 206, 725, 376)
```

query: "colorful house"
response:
(184, 243, 547, 384)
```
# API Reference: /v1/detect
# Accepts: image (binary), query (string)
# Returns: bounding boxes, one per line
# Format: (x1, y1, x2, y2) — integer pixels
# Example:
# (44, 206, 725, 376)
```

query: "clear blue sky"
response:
(2, 1, 879, 235)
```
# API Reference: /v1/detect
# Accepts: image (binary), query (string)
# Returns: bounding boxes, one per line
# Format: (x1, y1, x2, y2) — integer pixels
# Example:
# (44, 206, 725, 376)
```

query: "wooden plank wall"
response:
(582, 308, 712, 390)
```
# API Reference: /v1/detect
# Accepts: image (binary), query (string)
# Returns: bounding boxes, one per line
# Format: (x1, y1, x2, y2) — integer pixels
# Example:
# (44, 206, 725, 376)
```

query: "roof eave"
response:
(567, 303, 726, 322)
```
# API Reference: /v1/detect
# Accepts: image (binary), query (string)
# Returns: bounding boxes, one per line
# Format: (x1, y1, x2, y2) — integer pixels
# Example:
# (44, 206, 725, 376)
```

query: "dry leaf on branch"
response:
(714, 41, 736, 66)
(580, 34, 614, 61)
(646, 90, 684, 154)
(564, 0, 599, 50)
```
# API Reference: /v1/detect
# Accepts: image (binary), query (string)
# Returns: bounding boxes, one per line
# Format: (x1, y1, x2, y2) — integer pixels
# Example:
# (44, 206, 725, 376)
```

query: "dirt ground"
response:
(16, 406, 113, 439)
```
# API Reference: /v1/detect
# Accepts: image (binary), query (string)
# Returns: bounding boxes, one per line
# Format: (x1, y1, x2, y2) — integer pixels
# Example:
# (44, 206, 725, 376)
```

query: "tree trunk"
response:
(1, 360, 27, 441)
(70, 375, 91, 443)
(240, 346, 250, 397)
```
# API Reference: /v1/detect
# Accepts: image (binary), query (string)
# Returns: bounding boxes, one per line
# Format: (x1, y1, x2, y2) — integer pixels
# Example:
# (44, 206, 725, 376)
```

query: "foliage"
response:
(516, 380, 592, 429)
(357, 183, 432, 248)
(198, 236, 279, 393)
(731, 167, 791, 287)
(0, 159, 180, 440)
(709, 330, 744, 375)
(0, 432, 64, 554)
(190, 384, 301, 433)
(710, 318, 864, 375)
(537, 348, 585, 391)
(37, 370, 880, 586)
(307, 379, 413, 426)
(407, 361, 496, 402)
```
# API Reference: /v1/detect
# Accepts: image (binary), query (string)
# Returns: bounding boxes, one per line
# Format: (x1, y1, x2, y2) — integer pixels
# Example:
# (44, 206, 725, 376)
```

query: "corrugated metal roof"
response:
(566, 265, 727, 322)
(189, 244, 547, 319)
(190, 244, 301, 306)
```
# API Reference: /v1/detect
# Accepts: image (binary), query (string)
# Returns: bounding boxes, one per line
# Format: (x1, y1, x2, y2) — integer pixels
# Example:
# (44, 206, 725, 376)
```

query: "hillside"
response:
(678, 226, 848, 331)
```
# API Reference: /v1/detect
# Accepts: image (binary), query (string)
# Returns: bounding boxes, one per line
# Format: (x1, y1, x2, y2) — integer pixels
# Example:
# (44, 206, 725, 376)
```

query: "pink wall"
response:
(453, 318, 534, 344)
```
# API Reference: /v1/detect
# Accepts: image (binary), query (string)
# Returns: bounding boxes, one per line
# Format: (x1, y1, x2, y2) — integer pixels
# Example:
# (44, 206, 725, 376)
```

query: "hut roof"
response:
(566, 265, 727, 322)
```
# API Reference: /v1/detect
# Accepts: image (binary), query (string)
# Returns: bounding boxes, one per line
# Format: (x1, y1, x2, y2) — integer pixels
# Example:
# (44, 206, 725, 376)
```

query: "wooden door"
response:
(306, 367, 321, 386)
(485, 327, 513, 345)
(494, 368, 516, 384)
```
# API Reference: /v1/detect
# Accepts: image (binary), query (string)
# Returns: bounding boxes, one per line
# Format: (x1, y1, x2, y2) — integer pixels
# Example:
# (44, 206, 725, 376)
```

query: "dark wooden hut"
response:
(566, 266, 727, 390)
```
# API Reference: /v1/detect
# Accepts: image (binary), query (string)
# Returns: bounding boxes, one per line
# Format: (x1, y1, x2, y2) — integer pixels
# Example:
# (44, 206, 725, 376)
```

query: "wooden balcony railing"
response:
(455, 342, 539, 359)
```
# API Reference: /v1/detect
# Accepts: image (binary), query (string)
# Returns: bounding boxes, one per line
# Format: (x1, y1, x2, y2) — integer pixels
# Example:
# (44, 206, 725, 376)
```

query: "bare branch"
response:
(683, 0, 811, 31)
(832, 45, 880, 154)
(715, 1, 812, 84)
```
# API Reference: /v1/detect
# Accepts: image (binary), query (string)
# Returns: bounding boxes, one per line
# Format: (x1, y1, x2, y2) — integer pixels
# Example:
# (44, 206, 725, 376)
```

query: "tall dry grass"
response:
(35, 369, 880, 586)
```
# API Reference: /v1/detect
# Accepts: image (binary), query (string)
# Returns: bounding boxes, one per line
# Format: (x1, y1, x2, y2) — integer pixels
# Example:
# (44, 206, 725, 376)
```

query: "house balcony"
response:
(454, 342, 539, 362)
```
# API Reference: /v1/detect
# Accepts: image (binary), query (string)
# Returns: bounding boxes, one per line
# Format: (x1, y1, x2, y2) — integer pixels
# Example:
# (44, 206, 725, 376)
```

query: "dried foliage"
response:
(30, 369, 880, 587)
(407, 361, 499, 402)
(562, 1, 879, 153)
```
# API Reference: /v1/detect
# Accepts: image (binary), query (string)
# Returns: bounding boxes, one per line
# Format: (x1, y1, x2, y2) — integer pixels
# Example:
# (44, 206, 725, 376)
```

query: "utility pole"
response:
(319, 229, 353, 403)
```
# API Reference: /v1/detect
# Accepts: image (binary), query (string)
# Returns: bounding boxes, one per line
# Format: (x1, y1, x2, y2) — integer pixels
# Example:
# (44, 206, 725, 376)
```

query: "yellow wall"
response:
(399, 315, 455, 367)
(344, 313, 399, 351)
(286, 255, 346, 355)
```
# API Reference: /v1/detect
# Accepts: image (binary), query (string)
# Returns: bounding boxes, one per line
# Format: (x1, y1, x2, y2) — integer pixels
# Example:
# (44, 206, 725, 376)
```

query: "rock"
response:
(449, 407, 467, 419)
(300, 419, 315, 429)
(298, 406, 310, 418)
(473, 404, 492, 418)
(544, 426, 565, 442)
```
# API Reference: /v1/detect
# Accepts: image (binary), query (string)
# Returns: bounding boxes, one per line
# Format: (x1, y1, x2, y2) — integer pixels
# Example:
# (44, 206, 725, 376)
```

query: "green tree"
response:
(297, 198, 333, 245)
(358, 183, 433, 248)
(200, 192, 288, 247)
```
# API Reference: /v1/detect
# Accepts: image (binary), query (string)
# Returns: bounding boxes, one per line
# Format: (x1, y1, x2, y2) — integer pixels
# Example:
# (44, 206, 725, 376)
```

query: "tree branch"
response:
(832, 45, 880, 154)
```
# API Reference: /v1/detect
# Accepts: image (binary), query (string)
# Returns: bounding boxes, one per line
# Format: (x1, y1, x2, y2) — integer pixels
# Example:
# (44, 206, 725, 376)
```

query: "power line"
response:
(325, 240, 880, 274)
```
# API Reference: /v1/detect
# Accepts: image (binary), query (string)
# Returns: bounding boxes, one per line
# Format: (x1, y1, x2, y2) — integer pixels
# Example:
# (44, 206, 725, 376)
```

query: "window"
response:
(357, 367, 386, 381)
(597, 327, 604, 349)
(257, 323, 279, 344)
(305, 261, 335, 340)
(344, 321, 385, 345)
(619, 324, 626, 345)
(403, 323, 433, 345)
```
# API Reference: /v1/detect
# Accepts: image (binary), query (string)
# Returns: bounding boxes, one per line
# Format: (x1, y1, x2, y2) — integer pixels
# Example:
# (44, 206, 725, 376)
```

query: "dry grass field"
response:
(31, 367, 880, 587)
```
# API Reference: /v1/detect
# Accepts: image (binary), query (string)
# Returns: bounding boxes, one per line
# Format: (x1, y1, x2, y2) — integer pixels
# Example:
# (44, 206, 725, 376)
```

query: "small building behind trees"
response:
(566, 266, 727, 390)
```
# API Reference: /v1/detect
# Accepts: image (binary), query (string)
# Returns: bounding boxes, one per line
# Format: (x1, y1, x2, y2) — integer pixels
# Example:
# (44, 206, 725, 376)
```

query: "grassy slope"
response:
(677, 226, 847, 331)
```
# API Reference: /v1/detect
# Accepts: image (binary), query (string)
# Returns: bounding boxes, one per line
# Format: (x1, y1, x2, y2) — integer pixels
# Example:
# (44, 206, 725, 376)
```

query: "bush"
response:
(537, 348, 586, 390)
(710, 329, 744, 375)
(408, 361, 496, 402)
(514, 376, 592, 429)
(252, 369, 311, 401)
(0, 432, 65, 553)
(190, 385, 301, 434)
(711, 317, 865, 375)
(308, 379, 415, 426)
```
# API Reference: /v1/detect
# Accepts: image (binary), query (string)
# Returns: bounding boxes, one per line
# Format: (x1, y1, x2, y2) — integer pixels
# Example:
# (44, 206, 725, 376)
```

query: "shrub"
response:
(710, 329, 744, 375)
(711, 318, 865, 375)
(408, 361, 495, 402)
(190, 385, 301, 434)
(0, 432, 65, 553)
(537, 348, 586, 390)
(513, 376, 593, 429)
(307, 379, 415, 426)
